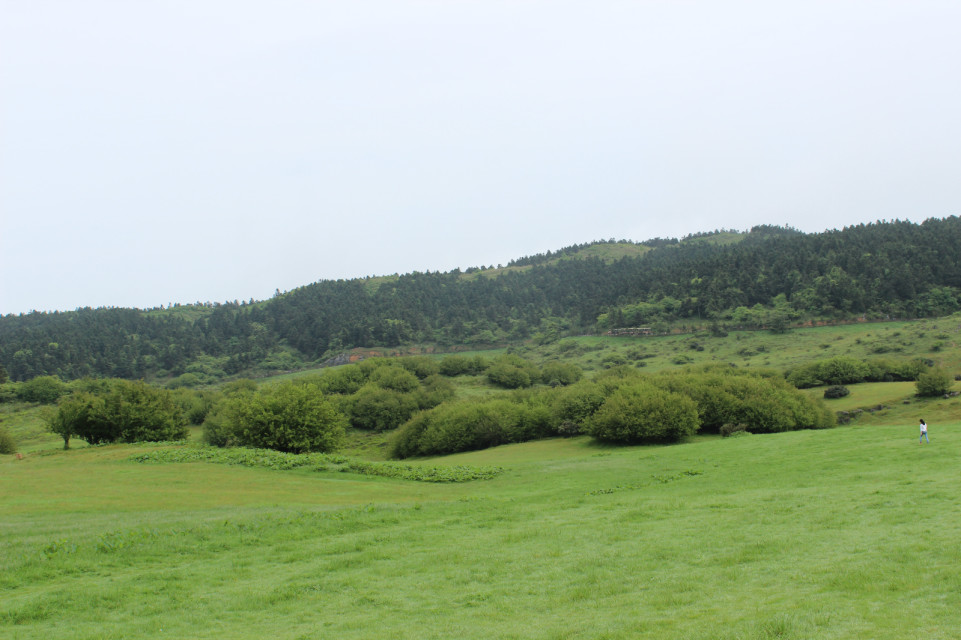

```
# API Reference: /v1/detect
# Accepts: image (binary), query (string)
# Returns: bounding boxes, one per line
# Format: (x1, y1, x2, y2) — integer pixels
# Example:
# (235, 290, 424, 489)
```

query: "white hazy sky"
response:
(2, 1, 960, 314)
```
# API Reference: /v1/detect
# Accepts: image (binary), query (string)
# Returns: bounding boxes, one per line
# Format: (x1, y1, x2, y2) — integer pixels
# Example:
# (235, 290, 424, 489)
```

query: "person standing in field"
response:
(919, 419, 929, 444)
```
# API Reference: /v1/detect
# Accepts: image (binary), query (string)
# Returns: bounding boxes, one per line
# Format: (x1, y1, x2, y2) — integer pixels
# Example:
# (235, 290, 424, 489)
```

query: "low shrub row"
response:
(786, 356, 930, 388)
(390, 365, 835, 458)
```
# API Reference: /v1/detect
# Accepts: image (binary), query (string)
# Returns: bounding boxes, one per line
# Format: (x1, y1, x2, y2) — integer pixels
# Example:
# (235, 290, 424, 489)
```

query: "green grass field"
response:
(3, 415, 960, 639)
(4, 316, 961, 639)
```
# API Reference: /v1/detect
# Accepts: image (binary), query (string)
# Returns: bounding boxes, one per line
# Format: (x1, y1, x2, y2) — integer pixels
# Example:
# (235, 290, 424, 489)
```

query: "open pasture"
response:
(3, 418, 961, 639)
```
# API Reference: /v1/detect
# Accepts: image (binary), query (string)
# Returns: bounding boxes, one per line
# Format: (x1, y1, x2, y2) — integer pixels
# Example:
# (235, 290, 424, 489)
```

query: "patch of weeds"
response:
(129, 446, 502, 483)
(651, 469, 703, 484)
(590, 469, 704, 494)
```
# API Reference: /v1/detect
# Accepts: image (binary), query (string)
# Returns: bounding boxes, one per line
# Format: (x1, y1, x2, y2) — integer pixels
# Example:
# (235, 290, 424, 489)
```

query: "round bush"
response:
(587, 383, 699, 444)
(225, 381, 346, 453)
(823, 385, 850, 399)
(368, 366, 420, 393)
(0, 428, 16, 454)
(348, 384, 420, 431)
(916, 368, 953, 397)
(17, 376, 67, 404)
(540, 361, 583, 387)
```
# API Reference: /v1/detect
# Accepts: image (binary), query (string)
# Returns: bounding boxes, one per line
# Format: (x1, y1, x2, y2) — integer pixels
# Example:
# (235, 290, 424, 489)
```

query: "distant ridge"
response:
(2, 218, 960, 382)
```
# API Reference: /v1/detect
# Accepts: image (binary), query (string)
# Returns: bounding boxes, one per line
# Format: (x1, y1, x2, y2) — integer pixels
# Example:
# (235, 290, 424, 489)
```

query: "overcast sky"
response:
(2, 1, 960, 314)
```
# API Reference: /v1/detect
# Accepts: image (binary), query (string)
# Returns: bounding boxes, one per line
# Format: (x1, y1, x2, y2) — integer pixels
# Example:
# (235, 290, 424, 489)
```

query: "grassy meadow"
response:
(3, 317, 961, 639)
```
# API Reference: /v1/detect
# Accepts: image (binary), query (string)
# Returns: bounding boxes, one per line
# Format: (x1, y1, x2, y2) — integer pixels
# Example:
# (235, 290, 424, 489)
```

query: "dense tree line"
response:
(3, 217, 961, 381)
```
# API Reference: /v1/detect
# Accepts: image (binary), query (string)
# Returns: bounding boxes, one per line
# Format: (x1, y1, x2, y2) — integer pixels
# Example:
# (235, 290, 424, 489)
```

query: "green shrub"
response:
(540, 361, 583, 386)
(17, 375, 67, 404)
(486, 355, 539, 389)
(416, 374, 456, 408)
(592, 365, 646, 393)
(587, 383, 699, 444)
(171, 388, 218, 425)
(390, 398, 527, 458)
(720, 423, 749, 437)
(652, 367, 835, 434)
(0, 383, 17, 404)
(167, 373, 202, 389)
(438, 355, 488, 376)
(551, 381, 606, 430)
(824, 385, 850, 399)
(313, 367, 366, 395)
(201, 410, 233, 447)
(601, 352, 628, 368)
(510, 389, 557, 441)
(397, 356, 440, 379)
(916, 368, 953, 397)
(223, 381, 346, 453)
(787, 357, 928, 388)
(45, 380, 189, 447)
(0, 427, 16, 454)
(220, 378, 259, 395)
(368, 366, 420, 393)
(348, 384, 420, 431)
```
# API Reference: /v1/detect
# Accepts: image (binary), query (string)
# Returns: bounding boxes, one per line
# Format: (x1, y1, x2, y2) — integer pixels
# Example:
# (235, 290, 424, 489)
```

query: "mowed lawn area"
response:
(2, 420, 960, 640)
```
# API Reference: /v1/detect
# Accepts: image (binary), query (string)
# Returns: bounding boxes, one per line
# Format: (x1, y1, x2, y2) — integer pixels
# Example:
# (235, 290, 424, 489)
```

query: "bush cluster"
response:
(786, 356, 928, 388)
(203, 359, 459, 450)
(391, 365, 834, 457)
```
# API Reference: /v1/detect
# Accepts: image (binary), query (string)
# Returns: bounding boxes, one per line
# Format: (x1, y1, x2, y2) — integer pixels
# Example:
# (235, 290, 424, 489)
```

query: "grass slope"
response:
(3, 420, 960, 639)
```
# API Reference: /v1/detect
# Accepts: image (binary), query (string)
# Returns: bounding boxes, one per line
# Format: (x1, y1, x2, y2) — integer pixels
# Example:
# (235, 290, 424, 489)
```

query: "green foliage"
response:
(171, 388, 218, 425)
(45, 380, 188, 446)
(347, 384, 420, 431)
(7, 218, 961, 381)
(390, 398, 527, 458)
(485, 354, 540, 389)
(417, 374, 456, 408)
(220, 379, 259, 395)
(0, 383, 18, 404)
(587, 382, 699, 443)
(312, 367, 366, 395)
(368, 366, 420, 393)
(16, 376, 66, 404)
(166, 372, 203, 389)
(787, 356, 929, 388)
(916, 368, 953, 397)
(129, 446, 502, 482)
(539, 361, 583, 386)
(824, 385, 850, 399)
(601, 352, 628, 368)
(397, 356, 440, 379)
(0, 427, 16, 454)
(221, 381, 346, 453)
(551, 381, 606, 434)
(201, 409, 232, 447)
(438, 354, 488, 376)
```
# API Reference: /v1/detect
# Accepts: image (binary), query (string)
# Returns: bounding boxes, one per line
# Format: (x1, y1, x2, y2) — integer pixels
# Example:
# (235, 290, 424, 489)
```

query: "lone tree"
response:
(44, 380, 188, 447)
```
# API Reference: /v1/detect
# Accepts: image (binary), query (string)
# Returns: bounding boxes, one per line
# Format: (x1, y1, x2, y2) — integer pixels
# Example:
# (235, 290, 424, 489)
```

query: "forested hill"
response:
(3, 217, 961, 382)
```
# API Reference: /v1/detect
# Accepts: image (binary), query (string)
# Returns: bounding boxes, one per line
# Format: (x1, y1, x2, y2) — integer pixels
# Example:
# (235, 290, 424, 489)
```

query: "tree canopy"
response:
(5, 217, 961, 382)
